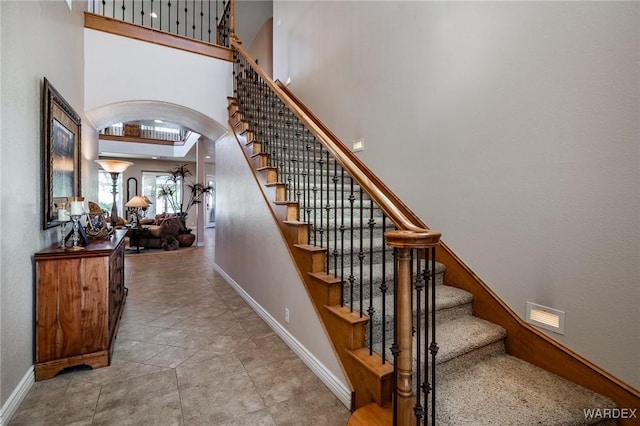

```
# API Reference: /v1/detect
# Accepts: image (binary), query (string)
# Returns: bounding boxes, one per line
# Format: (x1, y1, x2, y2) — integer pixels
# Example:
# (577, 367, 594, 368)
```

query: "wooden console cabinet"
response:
(34, 230, 126, 380)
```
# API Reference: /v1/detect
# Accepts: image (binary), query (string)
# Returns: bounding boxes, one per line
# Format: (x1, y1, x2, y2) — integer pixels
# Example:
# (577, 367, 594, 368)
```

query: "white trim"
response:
(0, 366, 34, 426)
(214, 263, 352, 408)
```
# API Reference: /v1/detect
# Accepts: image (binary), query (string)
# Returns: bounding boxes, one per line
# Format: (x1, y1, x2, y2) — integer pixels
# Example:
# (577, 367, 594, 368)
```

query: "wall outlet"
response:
(284, 308, 290, 323)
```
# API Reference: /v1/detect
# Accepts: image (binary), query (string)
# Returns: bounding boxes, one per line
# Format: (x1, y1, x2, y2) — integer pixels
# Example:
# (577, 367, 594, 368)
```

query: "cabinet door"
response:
(109, 242, 125, 337)
(36, 257, 110, 362)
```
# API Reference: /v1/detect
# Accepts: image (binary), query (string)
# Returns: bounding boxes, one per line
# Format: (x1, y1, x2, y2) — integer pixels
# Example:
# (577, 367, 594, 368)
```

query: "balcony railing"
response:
(87, 0, 232, 46)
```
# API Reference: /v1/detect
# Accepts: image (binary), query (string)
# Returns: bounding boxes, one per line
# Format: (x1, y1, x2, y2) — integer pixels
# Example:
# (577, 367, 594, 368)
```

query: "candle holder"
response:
(59, 220, 69, 249)
(66, 197, 85, 251)
(68, 214, 84, 251)
(56, 203, 71, 249)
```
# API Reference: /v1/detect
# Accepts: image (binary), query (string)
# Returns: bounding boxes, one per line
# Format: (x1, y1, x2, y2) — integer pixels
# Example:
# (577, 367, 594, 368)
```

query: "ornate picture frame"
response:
(42, 78, 82, 229)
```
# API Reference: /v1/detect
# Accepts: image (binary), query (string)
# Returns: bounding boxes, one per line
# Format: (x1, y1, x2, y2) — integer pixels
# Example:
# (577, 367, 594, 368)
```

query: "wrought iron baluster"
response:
(367, 198, 375, 354)
(184, 0, 188, 36)
(295, 127, 302, 218)
(176, 0, 180, 35)
(287, 116, 294, 201)
(208, 0, 211, 42)
(332, 159, 339, 278)
(429, 246, 439, 424)
(160, 0, 163, 31)
(192, 0, 196, 39)
(318, 147, 325, 248)
(358, 187, 364, 317)
(324, 150, 331, 270)
(312, 138, 318, 246)
(340, 167, 345, 307)
(121, 0, 125, 20)
(414, 250, 425, 424)
(348, 178, 355, 310)
(381, 215, 388, 363)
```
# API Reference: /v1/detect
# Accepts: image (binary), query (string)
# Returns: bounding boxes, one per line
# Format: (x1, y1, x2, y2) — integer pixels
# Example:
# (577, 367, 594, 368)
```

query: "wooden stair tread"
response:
(308, 271, 342, 285)
(348, 402, 392, 426)
(349, 347, 393, 378)
(325, 304, 369, 326)
(293, 244, 326, 253)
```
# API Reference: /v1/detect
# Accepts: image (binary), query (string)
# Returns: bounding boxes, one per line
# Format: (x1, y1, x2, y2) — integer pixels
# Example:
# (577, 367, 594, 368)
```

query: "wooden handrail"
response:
(231, 37, 435, 238)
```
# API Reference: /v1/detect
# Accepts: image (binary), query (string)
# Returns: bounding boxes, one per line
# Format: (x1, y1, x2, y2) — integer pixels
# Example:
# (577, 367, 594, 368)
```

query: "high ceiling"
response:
(96, 1, 273, 164)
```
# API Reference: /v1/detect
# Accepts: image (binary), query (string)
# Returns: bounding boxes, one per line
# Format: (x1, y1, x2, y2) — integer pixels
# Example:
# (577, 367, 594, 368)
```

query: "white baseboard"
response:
(0, 366, 34, 426)
(214, 264, 352, 408)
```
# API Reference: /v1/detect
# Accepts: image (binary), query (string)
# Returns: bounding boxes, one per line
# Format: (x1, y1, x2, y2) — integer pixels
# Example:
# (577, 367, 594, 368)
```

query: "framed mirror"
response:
(42, 78, 82, 229)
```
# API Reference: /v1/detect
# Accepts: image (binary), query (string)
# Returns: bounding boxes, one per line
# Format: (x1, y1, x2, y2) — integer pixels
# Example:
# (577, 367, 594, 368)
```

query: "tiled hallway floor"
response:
(11, 229, 350, 425)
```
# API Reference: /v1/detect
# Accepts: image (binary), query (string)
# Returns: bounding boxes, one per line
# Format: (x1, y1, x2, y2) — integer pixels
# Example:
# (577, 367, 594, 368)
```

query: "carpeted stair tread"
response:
(378, 312, 506, 370)
(435, 354, 617, 426)
(436, 316, 507, 365)
(366, 284, 473, 322)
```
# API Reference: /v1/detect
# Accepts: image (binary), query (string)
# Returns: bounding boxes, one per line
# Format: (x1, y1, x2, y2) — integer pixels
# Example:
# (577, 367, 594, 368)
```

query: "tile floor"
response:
(10, 229, 350, 425)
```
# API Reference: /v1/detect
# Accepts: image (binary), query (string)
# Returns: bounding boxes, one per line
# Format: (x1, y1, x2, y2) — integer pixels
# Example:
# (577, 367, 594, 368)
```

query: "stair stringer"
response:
(227, 104, 395, 412)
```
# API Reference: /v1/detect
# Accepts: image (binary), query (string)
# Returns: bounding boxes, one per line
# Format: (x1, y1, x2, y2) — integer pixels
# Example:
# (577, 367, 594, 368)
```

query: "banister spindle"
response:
(192, 0, 196, 38)
(348, 178, 355, 310)
(332, 159, 339, 278)
(184, 0, 188, 36)
(358, 187, 364, 317)
(381, 215, 388, 363)
(367, 198, 375, 354)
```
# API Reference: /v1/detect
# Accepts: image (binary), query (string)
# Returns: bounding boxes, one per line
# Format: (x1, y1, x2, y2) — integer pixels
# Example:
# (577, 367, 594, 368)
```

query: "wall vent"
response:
(526, 302, 565, 335)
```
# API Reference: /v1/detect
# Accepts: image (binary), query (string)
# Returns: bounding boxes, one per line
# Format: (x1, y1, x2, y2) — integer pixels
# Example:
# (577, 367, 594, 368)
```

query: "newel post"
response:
(386, 229, 441, 426)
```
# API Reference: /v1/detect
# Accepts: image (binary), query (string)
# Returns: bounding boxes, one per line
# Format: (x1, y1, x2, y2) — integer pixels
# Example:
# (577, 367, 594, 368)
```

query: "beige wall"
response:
(214, 134, 349, 402)
(273, 1, 640, 388)
(0, 0, 96, 407)
(247, 17, 273, 78)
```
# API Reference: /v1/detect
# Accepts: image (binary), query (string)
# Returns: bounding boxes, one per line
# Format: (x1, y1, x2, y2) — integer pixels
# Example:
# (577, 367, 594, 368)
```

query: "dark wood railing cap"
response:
(385, 229, 441, 249)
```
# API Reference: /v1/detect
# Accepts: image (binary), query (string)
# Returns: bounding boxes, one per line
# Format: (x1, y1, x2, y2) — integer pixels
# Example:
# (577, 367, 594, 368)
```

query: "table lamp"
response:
(125, 195, 150, 228)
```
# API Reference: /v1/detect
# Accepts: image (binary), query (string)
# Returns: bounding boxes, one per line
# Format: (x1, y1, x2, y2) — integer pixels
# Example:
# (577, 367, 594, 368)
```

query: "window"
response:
(142, 171, 182, 218)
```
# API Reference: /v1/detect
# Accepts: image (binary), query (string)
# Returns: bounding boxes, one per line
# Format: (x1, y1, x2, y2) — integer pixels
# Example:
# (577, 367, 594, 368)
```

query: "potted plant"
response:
(157, 164, 212, 246)
(161, 235, 179, 251)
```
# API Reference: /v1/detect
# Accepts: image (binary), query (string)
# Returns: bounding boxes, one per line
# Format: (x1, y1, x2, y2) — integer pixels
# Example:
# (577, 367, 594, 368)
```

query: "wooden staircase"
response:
(227, 97, 626, 426)
(227, 38, 640, 426)
(229, 101, 396, 411)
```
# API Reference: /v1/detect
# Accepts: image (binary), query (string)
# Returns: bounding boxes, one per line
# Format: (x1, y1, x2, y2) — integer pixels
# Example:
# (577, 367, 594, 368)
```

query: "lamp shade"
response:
(95, 159, 133, 173)
(125, 195, 150, 208)
(142, 196, 153, 205)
